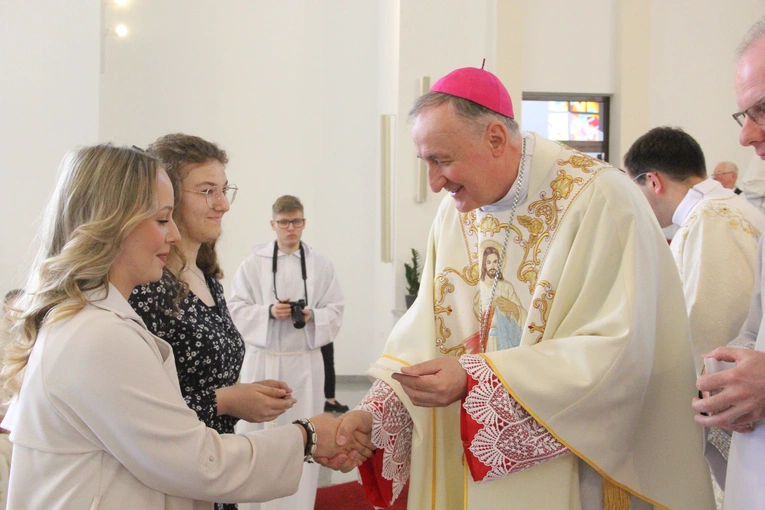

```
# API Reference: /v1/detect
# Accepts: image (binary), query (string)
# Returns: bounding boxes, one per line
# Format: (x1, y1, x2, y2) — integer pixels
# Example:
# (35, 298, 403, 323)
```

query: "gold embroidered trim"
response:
(440, 265, 480, 287)
(433, 211, 487, 356)
(435, 315, 465, 356)
(686, 200, 761, 240)
(556, 152, 601, 174)
(527, 281, 555, 344)
(477, 214, 505, 235)
(514, 170, 584, 293)
(432, 146, 610, 356)
(460, 210, 480, 264)
(433, 272, 463, 356)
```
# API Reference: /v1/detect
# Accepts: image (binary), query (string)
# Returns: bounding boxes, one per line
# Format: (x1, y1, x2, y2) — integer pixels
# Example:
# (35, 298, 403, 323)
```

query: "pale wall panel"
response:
(0, 0, 100, 293)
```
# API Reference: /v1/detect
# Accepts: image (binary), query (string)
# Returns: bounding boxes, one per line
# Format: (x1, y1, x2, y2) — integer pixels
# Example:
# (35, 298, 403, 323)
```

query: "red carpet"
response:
(315, 481, 408, 510)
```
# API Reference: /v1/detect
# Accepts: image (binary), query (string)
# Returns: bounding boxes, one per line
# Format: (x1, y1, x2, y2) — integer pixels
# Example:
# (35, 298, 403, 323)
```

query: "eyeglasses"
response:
(184, 185, 238, 208)
(275, 218, 306, 229)
(712, 171, 735, 179)
(618, 168, 649, 184)
(631, 172, 649, 184)
(733, 100, 765, 127)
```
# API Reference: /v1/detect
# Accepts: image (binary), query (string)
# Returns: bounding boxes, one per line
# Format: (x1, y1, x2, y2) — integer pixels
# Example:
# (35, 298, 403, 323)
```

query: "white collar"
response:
(672, 178, 735, 226)
(480, 132, 535, 213)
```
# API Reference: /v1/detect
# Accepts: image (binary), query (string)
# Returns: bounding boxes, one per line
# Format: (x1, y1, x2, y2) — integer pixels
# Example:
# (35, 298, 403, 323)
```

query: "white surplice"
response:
(228, 241, 343, 510)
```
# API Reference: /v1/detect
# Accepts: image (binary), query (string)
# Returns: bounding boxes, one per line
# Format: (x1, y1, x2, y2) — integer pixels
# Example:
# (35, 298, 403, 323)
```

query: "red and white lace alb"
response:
(357, 356, 569, 507)
(460, 354, 569, 482)
(358, 379, 413, 504)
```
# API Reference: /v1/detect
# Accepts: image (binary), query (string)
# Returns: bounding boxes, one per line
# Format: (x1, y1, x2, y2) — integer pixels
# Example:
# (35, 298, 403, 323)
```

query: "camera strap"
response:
(272, 241, 308, 303)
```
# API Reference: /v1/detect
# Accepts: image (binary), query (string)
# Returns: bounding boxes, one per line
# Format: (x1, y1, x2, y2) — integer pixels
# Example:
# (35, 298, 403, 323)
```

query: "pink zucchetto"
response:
(430, 64, 514, 119)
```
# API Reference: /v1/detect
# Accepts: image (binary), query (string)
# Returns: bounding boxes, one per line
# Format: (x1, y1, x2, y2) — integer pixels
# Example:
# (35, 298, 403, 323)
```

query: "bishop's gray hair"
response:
(409, 91, 520, 137)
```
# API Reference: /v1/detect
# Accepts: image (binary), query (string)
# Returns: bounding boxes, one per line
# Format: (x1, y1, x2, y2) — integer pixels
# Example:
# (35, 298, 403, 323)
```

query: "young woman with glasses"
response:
(128, 134, 296, 510)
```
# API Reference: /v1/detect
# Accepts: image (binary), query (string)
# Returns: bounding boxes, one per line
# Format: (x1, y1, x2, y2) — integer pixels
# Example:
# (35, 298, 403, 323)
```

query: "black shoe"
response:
(324, 400, 350, 413)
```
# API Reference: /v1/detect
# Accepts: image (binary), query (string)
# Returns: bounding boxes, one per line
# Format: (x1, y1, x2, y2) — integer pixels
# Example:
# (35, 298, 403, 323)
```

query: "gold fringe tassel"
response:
(603, 478, 630, 510)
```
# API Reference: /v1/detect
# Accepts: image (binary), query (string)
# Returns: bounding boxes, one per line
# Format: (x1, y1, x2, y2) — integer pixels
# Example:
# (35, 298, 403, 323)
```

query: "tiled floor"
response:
(318, 376, 372, 488)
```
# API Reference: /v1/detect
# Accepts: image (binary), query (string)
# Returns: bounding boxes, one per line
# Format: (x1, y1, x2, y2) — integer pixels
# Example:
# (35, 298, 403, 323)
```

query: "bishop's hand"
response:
(392, 356, 467, 408)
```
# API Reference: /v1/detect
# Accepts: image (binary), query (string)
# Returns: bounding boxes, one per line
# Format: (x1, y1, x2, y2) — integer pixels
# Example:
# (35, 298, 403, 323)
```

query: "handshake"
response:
(236, 380, 375, 471)
(301, 410, 375, 473)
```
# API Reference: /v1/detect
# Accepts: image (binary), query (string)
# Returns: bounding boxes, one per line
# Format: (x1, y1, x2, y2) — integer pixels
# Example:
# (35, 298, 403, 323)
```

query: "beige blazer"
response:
(3, 284, 303, 509)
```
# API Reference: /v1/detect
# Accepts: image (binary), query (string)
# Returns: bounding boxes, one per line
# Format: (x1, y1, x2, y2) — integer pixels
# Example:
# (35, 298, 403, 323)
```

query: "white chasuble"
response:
(668, 188, 765, 490)
(670, 189, 765, 375)
(361, 133, 715, 510)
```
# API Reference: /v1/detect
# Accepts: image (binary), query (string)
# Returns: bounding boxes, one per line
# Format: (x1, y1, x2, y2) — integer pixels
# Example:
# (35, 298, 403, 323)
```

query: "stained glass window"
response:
(549, 101, 568, 112)
(520, 94, 610, 162)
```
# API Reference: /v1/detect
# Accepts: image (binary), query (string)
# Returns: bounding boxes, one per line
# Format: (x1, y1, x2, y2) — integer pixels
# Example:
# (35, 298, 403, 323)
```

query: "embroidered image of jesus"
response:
(472, 244, 527, 352)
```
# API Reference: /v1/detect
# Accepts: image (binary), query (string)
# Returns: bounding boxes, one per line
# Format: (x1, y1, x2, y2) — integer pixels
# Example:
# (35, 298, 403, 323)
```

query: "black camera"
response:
(287, 299, 307, 329)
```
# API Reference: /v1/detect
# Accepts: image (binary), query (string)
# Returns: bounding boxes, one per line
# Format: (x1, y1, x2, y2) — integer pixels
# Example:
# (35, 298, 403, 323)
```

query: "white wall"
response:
(0, 1, 100, 293)
(513, 0, 765, 172)
(99, 0, 381, 375)
(392, 0, 496, 309)
(646, 0, 765, 175)
(373, 0, 400, 358)
(521, 0, 616, 96)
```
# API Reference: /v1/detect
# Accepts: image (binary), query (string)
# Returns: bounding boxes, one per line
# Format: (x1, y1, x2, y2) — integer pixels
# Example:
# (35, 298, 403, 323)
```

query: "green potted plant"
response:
(404, 248, 422, 309)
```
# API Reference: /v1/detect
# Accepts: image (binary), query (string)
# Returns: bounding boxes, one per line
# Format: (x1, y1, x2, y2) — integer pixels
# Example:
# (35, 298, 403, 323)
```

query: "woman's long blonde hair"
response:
(0, 144, 161, 396)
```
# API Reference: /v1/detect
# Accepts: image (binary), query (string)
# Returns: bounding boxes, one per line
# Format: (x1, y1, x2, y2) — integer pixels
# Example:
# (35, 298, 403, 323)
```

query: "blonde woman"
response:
(0, 145, 370, 509)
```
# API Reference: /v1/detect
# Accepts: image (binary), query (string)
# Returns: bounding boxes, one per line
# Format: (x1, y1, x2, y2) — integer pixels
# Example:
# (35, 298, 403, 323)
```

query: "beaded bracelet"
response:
(293, 418, 317, 463)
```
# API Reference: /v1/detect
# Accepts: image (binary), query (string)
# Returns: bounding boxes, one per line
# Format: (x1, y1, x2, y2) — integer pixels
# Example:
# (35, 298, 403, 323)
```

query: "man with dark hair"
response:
(625, 126, 707, 182)
(229, 195, 344, 510)
(625, 126, 765, 374)
(326, 66, 715, 509)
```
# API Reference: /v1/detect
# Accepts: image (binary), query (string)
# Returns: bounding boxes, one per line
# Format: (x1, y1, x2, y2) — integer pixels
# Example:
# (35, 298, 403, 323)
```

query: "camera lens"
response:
(291, 302, 306, 329)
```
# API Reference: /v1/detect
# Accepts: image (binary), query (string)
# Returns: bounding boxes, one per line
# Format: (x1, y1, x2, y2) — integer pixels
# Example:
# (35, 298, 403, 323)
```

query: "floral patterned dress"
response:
(130, 270, 244, 510)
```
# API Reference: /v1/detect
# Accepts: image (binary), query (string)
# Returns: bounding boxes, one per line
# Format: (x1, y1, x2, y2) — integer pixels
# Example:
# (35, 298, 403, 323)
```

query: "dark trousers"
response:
(320, 342, 335, 399)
